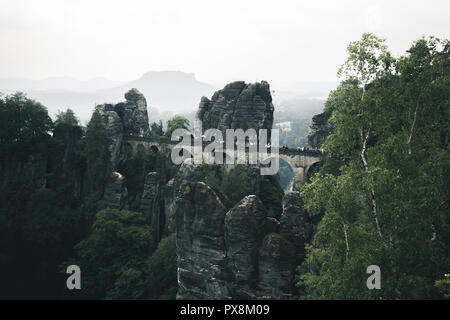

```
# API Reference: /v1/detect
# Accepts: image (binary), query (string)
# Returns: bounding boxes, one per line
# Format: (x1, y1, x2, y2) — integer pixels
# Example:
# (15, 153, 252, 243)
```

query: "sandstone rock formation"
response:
(140, 172, 162, 246)
(257, 233, 295, 299)
(95, 105, 124, 169)
(164, 159, 206, 234)
(95, 88, 150, 169)
(224, 195, 266, 299)
(176, 181, 232, 300)
(173, 158, 310, 299)
(196, 81, 274, 136)
(307, 110, 332, 149)
(172, 81, 311, 299)
(102, 172, 128, 210)
(245, 165, 284, 218)
(175, 182, 307, 299)
(120, 88, 150, 137)
(164, 178, 177, 234)
(280, 192, 313, 264)
(91, 81, 314, 300)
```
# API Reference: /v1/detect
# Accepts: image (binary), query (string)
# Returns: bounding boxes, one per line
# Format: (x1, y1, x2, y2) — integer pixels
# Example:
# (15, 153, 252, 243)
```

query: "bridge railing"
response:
(123, 136, 322, 157)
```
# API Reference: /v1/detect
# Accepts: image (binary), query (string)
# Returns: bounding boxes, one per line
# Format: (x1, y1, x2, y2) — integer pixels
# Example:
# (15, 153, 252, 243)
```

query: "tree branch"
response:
(360, 126, 383, 239)
(407, 97, 420, 155)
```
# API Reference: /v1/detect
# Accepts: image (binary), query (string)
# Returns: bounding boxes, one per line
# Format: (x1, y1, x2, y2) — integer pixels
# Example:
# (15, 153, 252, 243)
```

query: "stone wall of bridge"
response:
(123, 137, 321, 186)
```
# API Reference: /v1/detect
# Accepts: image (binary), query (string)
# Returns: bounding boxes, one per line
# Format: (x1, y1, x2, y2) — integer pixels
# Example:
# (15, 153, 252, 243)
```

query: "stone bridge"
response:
(123, 137, 321, 189)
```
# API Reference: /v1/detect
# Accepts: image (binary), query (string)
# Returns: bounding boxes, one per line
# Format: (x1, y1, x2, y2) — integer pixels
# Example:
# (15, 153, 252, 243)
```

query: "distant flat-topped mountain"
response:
(0, 71, 215, 123)
(104, 71, 214, 113)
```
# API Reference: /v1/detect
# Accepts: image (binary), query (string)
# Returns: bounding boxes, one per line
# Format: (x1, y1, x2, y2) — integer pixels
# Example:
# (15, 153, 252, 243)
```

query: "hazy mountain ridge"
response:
(0, 71, 333, 128)
(0, 71, 215, 123)
(0, 76, 126, 92)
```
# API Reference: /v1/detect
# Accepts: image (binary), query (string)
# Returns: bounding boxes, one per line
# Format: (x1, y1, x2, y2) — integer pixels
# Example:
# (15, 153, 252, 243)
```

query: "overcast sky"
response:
(0, 0, 449, 89)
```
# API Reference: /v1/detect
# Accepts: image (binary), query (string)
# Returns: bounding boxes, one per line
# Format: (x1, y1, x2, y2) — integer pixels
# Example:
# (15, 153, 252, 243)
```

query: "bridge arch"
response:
(278, 158, 295, 191)
(124, 137, 320, 187)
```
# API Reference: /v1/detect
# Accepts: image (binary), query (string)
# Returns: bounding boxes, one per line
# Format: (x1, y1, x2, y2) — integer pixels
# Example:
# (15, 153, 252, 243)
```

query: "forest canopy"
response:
(297, 34, 449, 299)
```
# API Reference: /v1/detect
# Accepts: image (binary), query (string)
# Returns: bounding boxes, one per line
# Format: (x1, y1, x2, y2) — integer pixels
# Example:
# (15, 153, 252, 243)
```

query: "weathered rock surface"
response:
(95, 105, 124, 169)
(140, 172, 162, 245)
(95, 88, 150, 169)
(102, 172, 128, 210)
(224, 196, 266, 298)
(164, 159, 206, 233)
(257, 233, 295, 299)
(197, 81, 274, 136)
(175, 182, 309, 299)
(51, 124, 84, 199)
(246, 165, 284, 218)
(171, 156, 304, 300)
(280, 192, 313, 264)
(307, 110, 332, 149)
(176, 181, 232, 300)
(120, 88, 150, 137)
(164, 178, 177, 234)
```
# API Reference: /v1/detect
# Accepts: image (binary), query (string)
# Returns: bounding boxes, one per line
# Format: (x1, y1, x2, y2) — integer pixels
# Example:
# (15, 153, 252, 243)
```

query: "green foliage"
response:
(217, 167, 252, 204)
(149, 120, 164, 138)
(203, 165, 252, 204)
(106, 268, 146, 300)
(338, 33, 394, 85)
(183, 184, 191, 195)
(262, 233, 295, 257)
(55, 108, 80, 127)
(0, 92, 53, 158)
(258, 175, 284, 217)
(165, 115, 190, 138)
(83, 110, 110, 214)
(203, 165, 283, 215)
(297, 34, 450, 299)
(245, 266, 258, 288)
(145, 233, 177, 299)
(0, 185, 84, 298)
(64, 209, 152, 299)
(24, 189, 83, 249)
(0, 93, 86, 298)
(1, 34, 449, 301)
(434, 275, 450, 299)
(119, 147, 164, 211)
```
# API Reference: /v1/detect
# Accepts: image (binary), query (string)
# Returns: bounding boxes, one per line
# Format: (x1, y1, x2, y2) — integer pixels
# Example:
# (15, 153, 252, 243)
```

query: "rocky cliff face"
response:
(176, 181, 232, 299)
(172, 81, 314, 300)
(163, 159, 208, 235)
(102, 172, 128, 210)
(197, 81, 274, 135)
(257, 233, 295, 299)
(224, 195, 268, 299)
(140, 172, 162, 246)
(174, 160, 311, 300)
(120, 88, 150, 137)
(95, 88, 150, 169)
(92, 82, 313, 300)
(280, 192, 313, 264)
(307, 111, 332, 149)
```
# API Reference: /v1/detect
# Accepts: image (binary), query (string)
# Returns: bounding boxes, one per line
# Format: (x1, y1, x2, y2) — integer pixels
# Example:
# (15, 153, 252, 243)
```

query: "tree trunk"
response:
(407, 98, 420, 155)
(360, 126, 383, 239)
